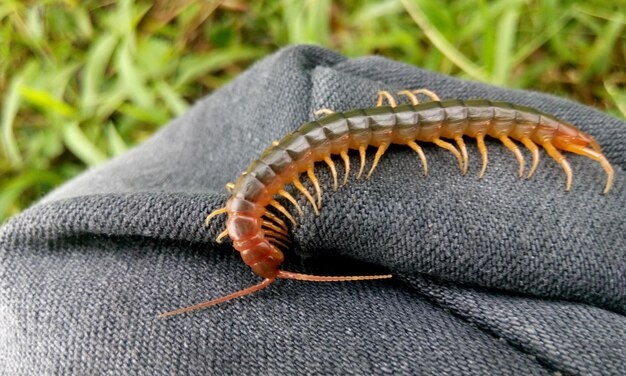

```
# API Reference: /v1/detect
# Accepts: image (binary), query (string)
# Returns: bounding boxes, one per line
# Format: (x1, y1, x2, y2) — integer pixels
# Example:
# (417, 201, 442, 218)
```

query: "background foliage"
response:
(1, 0, 625, 222)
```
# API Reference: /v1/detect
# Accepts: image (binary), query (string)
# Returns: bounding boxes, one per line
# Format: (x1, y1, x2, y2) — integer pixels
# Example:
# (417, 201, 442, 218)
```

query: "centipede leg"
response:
(412, 88, 441, 102)
(307, 167, 322, 208)
(264, 229, 291, 243)
(398, 90, 419, 105)
(340, 150, 350, 187)
(542, 142, 572, 191)
(367, 143, 390, 179)
(216, 228, 229, 243)
(406, 141, 428, 176)
(292, 177, 319, 215)
(376, 91, 397, 107)
(278, 189, 304, 216)
(270, 199, 297, 226)
(476, 134, 488, 179)
(499, 136, 525, 178)
(264, 210, 289, 233)
(561, 143, 614, 194)
(357, 145, 367, 180)
(205, 207, 227, 226)
(225, 182, 235, 193)
(262, 220, 288, 236)
(520, 137, 540, 179)
(314, 108, 335, 118)
(266, 237, 290, 251)
(455, 136, 468, 175)
(158, 278, 275, 318)
(433, 138, 463, 172)
(277, 270, 392, 282)
(324, 156, 339, 192)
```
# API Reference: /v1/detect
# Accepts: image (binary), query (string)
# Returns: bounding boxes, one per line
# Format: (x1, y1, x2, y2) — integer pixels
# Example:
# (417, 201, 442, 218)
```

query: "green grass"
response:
(1, 0, 625, 222)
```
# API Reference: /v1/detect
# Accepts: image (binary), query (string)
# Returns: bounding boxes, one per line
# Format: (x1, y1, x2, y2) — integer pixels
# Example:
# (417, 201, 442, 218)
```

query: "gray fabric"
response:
(1, 45, 624, 375)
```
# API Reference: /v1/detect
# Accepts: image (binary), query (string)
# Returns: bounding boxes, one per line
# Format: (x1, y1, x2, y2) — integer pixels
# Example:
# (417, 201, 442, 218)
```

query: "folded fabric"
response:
(1, 45, 624, 375)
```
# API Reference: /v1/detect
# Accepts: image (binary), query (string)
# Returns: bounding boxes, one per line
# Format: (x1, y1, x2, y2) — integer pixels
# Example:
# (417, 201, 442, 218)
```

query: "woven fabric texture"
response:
(1, 45, 624, 375)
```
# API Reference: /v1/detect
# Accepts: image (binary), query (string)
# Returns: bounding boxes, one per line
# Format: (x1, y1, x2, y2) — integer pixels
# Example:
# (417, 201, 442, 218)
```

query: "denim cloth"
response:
(0, 45, 624, 375)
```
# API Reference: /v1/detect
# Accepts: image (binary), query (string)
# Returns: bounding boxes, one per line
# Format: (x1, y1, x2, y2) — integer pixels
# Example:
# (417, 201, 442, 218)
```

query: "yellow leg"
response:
(357, 145, 367, 180)
(397, 90, 419, 105)
(314, 108, 335, 118)
(225, 182, 234, 193)
(376, 91, 397, 107)
(562, 143, 614, 194)
(406, 141, 428, 176)
(520, 137, 540, 179)
(455, 136, 468, 175)
(340, 150, 350, 187)
(542, 142, 572, 191)
(262, 220, 288, 236)
(324, 156, 338, 192)
(499, 136, 525, 178)
(476, 134, 488, 179)
(278, 189, 304, 216)
(205, 207, 227, 226)
(270, 199, 297, 226)
(367, 143, 389, 179)
(307, 167, 322, 209)
(432, 138, 463, 172)
(216, 229, 229, 243)
(412, 88, 440, 101)
(264, 211, 288, 233)
(293, 177, 319, 215)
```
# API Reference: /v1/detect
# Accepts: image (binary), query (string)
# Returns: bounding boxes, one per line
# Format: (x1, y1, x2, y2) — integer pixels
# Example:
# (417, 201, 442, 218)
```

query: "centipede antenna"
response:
(357, 146, 367, 180)
(476, 134, 488, 179)
(397, 90, 419, 105)
(264, 211, 289, 233)
(520, 137, 540, 179)
(433, 138, 463, 172)
(340, 150, 350, 187)
(205, 207, 227, 226)
(307, 167, 322, 208)
(499, 136, 525, 178)
(324, 156, 339, 191)
(158, 278, 275, 318)
(262, 220, 288, 236)
(454, 136, 468, 175)
(412, 88, 441, 102)
(376, 91, 397, 107)
(225, 182, 235, 193)
(277, 270, 392, 282)
(542, 142, 572, 191)
(366, 143, 389, 179)
(270, 200, 298, 226)
(407, 141, 428, 176)
(216, 229, 229, 243)
(292, 177, 319, 215)
(278, 189, 304, 216)
(562, 144, 614, 194)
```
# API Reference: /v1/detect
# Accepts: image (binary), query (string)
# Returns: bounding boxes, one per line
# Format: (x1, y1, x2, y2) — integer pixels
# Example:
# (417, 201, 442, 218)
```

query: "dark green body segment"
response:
(235, 100, 567, 201)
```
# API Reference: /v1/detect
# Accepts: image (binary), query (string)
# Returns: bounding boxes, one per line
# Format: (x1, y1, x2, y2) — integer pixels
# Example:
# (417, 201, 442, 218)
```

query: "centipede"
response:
(159, 88, 614, 318)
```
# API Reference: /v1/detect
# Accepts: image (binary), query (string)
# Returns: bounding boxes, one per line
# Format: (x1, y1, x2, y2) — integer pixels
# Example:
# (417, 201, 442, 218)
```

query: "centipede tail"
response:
(161, 90, 614, 317)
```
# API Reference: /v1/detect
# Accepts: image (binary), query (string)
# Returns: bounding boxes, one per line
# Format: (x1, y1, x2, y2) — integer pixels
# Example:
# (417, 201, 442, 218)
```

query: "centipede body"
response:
(159, 90, 614, 317)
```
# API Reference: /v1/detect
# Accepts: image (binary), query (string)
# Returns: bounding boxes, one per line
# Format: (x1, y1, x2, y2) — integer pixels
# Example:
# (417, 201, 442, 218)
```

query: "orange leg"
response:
(324, 156, 338, 192)
(356, 145, 367, 180)
(455, 136, 468, 175)
(433, 138, 463, 172)
(278, 189, 304, 216)
(270, 200, 297, 226)
(367, 143, 390, 179)
(307, 167, 322, 209)
(499, 136, 525, 178)
(293, 177, 319, 215)
(519, 137, 540, 179)
(542, 142, 572, 191)
(476, 134, 488, 179)
(264, 211, 288, 233)
(340, 150, 350, 187)
(407, 141, 428, 176)
(562, 143, 614, 194)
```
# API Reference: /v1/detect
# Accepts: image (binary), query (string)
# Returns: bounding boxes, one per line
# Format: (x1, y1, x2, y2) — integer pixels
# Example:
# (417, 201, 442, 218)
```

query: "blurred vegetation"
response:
(1, 0, 625, 222)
